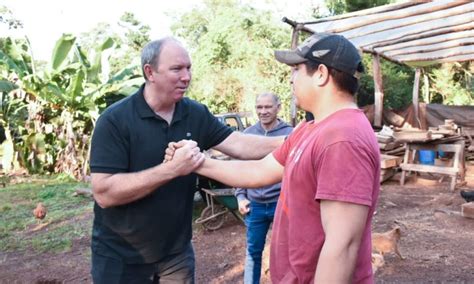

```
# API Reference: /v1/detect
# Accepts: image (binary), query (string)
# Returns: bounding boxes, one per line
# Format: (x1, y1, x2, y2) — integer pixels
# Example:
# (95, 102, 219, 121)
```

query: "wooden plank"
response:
(377, 134, 393, 143)
(400, 164, 458, 175)
(381, 154, 403, 169)
(393, 130, 431, 141)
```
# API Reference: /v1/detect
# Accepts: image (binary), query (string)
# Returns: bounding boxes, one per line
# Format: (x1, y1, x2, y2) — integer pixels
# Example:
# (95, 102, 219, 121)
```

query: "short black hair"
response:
(304, 61, 360, 96)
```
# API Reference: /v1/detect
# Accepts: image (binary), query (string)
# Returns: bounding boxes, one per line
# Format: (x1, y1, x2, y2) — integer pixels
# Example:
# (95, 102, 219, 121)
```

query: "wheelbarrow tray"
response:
(200, 187, 238, 210)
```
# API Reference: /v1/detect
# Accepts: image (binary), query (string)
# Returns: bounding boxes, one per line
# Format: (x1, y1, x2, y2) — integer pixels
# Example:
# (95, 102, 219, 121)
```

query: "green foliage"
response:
(0, 177, 93, 252)
(171, 0, 293, 120)
(0, 33, 142, 178)
(357, 55, 413, 109)
(325, 0, 393, 15)
(429, 62, 473, 105)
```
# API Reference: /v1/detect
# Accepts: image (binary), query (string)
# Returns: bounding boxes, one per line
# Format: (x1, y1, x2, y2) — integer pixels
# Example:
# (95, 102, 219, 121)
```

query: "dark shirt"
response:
(90, 84, 233, 263)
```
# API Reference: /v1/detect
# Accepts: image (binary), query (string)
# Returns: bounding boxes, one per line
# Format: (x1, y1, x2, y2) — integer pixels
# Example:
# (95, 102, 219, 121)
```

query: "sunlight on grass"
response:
(0, 176, 94, 253)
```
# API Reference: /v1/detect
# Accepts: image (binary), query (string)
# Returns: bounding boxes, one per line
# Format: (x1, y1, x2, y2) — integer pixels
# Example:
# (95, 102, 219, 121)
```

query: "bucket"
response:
(419, 150, 435, 165)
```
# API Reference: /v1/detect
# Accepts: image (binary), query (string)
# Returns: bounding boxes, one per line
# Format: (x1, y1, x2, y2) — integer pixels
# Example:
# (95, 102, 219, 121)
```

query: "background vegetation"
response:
(0, 0, 472, 181)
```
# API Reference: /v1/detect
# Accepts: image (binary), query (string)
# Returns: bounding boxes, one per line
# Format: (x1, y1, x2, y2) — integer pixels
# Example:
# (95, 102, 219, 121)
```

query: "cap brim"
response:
(274, 50, 307, 65)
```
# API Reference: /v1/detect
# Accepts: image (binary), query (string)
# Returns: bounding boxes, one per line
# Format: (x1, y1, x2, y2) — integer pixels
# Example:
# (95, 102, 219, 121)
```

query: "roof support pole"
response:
(423, 69, 430, 103)
(289, 26, 299, 126)
(412, 68, 421, 128)
(372, 54, 384, 127)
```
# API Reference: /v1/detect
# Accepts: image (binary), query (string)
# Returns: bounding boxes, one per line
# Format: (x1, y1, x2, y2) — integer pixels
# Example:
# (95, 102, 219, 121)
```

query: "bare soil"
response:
(1, 166, 474, 283)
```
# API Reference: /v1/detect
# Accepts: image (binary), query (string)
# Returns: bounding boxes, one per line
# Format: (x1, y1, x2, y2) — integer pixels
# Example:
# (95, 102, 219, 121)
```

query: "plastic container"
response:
(419, 150, 435, 165)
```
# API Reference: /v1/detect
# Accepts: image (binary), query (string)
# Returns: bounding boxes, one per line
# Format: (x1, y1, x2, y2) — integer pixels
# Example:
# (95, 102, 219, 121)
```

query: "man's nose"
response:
(181, 70, 191, 82)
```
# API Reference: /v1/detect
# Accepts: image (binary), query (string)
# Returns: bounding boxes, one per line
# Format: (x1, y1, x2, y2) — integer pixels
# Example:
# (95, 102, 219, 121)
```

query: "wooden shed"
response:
(282, 0, 474, 127)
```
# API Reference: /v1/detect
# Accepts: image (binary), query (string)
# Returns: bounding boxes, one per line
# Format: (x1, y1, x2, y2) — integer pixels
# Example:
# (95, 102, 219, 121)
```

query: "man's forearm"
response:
(215, 132, 285, 160)
(92, 162, 178, 208)
(196, 157, 280, 189)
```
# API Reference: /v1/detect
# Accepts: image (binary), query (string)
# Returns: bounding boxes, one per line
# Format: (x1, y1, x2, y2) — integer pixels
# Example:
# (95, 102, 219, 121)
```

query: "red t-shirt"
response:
(271, 109, 380, 284)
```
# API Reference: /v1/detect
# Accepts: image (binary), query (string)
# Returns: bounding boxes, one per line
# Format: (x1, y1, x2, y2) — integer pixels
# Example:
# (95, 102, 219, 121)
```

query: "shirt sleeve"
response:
(200, 105, 233, 150)
(90, 114, 129, 174)
(315, 141, 375, 206)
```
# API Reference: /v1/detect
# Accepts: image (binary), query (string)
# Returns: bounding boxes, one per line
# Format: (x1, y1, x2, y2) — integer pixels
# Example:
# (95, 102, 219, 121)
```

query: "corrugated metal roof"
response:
(295, 0, 474, 66)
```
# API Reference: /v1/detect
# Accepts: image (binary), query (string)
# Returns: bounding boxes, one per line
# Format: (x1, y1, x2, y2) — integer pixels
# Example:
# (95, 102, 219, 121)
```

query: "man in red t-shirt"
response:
(168, 33, 380, 283)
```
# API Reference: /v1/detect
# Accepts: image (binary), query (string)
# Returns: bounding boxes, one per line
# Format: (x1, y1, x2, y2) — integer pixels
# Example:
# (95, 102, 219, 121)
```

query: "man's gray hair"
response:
(256, 92, 280, 105)
(141, 37, 179, 80)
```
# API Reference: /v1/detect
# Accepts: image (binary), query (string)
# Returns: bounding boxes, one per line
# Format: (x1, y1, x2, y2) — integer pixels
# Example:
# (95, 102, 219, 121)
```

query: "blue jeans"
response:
(244, 201, 277, 284)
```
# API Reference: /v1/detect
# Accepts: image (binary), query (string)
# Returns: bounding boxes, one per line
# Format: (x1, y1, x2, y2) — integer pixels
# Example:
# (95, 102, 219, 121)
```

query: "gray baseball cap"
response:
(274, 33, 364, 79)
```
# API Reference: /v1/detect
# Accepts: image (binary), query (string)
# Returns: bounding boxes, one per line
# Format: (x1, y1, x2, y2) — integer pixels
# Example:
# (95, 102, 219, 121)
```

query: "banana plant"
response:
(0, 34, 143, 178)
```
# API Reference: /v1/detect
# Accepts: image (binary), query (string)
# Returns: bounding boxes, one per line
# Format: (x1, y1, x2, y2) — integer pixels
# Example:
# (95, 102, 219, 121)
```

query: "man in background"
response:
(235, 93, 293, 284)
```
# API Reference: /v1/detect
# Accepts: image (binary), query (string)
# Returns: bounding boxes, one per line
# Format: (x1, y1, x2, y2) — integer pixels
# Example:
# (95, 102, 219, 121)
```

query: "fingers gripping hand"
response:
(238, 199, 250, 215)
(163, 140, 194, 163)
(170, 140, 205, 176)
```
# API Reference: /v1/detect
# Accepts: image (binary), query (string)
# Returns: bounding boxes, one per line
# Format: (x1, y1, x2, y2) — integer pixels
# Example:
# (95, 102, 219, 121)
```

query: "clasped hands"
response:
(163, 140, 205, 175)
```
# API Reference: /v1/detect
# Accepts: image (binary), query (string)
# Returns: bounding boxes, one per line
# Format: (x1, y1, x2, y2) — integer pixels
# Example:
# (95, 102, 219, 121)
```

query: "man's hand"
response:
(238, 199, 251, 215)
(165, 140, 204, 176)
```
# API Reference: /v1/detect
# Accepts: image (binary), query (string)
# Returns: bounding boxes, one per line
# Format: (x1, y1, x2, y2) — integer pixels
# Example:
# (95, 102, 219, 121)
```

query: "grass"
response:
(0, 175, 93, 253)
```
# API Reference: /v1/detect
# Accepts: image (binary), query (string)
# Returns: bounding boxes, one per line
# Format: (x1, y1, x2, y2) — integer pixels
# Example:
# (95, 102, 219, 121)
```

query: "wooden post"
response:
(423, 69, 430, 103)
(413, 68, 421, 128)
(289, 25, 300, 127)
(372, 54, 384, 127)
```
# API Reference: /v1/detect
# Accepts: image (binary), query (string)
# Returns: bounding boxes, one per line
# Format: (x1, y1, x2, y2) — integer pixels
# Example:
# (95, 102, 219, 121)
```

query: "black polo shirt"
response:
(90, 84, 233, 263)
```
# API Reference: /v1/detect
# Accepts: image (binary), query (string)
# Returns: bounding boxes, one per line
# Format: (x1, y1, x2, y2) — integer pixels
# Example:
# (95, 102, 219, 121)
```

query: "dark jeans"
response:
(244, 201, 277, 284)
(91, 242, 195, 284)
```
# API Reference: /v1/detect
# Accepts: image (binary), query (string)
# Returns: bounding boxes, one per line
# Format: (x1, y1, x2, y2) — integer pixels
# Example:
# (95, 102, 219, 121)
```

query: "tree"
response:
(171, 0, 293, 119)
(0, 34, 142, 178)
(325, 0, 393, 15)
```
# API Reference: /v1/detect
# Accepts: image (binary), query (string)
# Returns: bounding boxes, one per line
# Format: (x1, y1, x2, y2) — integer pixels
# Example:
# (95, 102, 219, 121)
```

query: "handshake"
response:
(163, 139, 206, 176)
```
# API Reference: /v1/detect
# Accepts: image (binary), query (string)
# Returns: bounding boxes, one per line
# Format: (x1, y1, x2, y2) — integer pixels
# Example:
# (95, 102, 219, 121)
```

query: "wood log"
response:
(365, 22, 474, 50)
(374, 29, 474, 53)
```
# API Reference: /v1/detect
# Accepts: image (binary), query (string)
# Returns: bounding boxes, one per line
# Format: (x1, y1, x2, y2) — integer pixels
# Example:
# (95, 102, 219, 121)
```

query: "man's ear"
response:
(143, 64, 155, 81)
(313, 64, 330, 86)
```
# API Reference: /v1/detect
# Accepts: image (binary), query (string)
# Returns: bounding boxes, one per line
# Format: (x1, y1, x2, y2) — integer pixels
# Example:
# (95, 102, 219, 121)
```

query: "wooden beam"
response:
(302, 1, 422, 26)
(341, 2, 473, 39)
(373, 54, 384, 127)
(412, 68, 421, 128)
(351, 12, 473, 48)
(385, 38, 474, 57)
(374, 29, 474, 53)
(363, 22, 474, 50)
(394, 45, 474, 62)
(305, 1, 467, 34)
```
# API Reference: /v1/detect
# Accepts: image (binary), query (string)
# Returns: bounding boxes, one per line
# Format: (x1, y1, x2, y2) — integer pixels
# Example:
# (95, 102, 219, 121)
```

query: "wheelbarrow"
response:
(195, 187, 244, 231)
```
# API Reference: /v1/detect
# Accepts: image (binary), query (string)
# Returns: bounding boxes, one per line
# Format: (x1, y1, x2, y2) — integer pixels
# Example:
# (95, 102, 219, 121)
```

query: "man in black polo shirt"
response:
(90, 37, 283, 283)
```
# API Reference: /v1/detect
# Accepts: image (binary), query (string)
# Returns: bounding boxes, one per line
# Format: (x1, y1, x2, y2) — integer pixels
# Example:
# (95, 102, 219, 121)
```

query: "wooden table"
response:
(400, 139, 465, 191)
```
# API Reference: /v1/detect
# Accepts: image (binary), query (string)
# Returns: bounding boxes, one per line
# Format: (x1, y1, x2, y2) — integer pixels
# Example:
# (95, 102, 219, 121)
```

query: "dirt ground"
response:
(1, 165, 473, 283)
